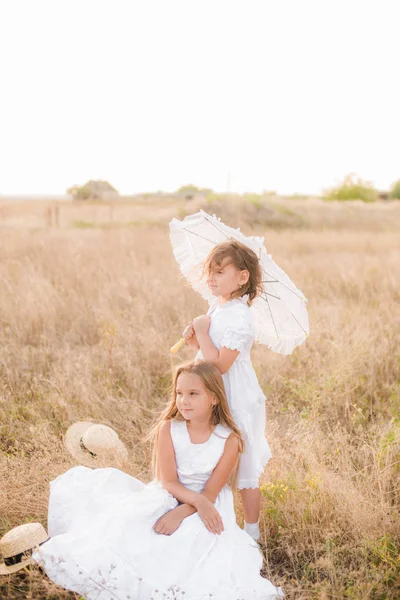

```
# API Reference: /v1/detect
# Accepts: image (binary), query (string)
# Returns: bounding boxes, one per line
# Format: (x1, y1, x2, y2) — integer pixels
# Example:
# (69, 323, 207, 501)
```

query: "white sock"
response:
(244, 521, 260, 540)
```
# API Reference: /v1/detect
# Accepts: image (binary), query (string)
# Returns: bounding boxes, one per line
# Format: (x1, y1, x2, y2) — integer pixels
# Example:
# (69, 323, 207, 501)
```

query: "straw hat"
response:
(0, 523, 48, 575)
(64, 421, 129, 469)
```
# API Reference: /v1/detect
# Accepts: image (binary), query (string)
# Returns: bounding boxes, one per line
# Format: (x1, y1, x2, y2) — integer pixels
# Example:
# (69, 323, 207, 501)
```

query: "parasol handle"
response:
(170, 338, 186, 354)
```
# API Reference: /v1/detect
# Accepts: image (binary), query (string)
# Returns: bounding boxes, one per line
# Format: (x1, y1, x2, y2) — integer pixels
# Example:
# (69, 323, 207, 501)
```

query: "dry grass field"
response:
(1, 197, 399, 599)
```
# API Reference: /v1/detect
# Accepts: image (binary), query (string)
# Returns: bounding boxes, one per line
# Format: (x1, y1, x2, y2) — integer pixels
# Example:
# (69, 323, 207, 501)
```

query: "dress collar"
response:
(217, 294, 249, 308)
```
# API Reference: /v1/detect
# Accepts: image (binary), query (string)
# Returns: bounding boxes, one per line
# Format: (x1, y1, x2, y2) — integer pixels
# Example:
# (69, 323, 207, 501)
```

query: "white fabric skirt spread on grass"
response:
(33, 421, 283, 600)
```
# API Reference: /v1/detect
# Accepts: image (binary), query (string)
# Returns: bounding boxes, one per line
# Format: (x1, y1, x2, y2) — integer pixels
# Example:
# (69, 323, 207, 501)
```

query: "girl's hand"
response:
(193, 315, 210, 337)
(182, 323, 195, 341)
(195, 496, 224, 535)
(182, 322, 200, 350)
(153, 508, 184, 536)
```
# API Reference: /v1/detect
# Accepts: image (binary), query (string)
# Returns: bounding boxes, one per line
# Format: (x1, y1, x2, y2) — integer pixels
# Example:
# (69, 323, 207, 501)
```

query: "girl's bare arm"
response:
(193, 315, 239, 374)
(196, 332, 238, 374)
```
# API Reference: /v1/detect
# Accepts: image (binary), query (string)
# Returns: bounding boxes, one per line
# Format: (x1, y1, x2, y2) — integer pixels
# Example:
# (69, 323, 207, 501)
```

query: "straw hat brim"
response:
(0, 556, 34, 575)
(64, 421, 128, 469)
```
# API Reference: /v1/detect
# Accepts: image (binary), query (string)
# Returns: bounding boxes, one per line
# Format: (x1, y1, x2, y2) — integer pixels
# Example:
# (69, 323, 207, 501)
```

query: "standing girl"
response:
(182, 240, 271, 541)
(33, 360, 282, 599)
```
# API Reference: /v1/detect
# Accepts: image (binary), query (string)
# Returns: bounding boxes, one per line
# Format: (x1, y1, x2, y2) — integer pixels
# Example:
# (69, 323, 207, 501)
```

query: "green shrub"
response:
(67, 184, 91, 201)
(324, 174, 377, 202)
(176, 184, 213, 197)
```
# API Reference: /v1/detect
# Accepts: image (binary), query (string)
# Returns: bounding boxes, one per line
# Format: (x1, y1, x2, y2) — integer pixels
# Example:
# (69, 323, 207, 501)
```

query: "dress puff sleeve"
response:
(220, 315, 253, 353)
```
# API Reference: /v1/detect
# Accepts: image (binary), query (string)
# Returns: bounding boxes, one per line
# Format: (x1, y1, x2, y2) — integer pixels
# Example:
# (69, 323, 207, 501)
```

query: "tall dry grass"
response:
(0, 201, 399, 599)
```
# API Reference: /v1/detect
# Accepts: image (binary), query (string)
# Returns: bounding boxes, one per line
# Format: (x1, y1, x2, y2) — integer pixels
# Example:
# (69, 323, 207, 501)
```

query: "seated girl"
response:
(33, 360, 283, 600)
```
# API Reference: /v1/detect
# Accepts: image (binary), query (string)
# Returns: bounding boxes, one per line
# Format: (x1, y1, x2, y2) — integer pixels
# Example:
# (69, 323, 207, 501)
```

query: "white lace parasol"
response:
(169, 210, 309, 355)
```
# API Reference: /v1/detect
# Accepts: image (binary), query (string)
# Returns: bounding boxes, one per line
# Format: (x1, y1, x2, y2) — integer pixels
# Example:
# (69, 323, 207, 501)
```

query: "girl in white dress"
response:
(182, 240, 272, 541)
(33, 361, 282, 600)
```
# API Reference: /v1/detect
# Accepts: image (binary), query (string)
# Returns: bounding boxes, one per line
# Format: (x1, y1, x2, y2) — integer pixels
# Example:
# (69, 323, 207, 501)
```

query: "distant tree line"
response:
(178, 178, 400, 203)
(324, 174, 400, 202)
(65, 178, 400, 203)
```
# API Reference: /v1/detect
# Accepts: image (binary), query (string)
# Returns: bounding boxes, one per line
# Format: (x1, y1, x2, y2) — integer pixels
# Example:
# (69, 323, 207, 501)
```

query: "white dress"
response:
(33, 420, 282, 600)
(196, 296, 272, 489)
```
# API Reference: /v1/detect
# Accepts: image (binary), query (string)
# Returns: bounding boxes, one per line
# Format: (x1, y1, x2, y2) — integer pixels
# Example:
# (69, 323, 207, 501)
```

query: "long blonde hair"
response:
(148, 360, 244, 485)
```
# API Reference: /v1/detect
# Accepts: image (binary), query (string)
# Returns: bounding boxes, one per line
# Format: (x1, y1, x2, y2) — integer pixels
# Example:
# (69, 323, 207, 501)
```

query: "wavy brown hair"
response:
(202, 240, 263, 305)
(149, 360, 244, 487)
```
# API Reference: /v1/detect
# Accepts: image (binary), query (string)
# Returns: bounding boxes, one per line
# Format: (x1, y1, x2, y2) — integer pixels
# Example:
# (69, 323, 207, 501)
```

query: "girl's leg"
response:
(240, 487, 260, 524)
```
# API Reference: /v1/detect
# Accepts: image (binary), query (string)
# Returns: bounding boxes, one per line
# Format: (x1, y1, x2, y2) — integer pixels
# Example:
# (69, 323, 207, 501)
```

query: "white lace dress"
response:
(196, 296, 272, 489)
(33, 420, 282, 600)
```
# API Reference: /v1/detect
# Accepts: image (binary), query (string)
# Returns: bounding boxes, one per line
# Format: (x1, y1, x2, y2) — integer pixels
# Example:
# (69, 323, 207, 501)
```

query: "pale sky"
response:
(0, 0, 399, 196)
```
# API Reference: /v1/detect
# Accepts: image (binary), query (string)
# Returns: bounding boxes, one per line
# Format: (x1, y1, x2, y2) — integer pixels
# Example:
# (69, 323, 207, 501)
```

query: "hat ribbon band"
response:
(3, 539, 49, 566)
(80, 437, 97, 458)
(4, 550, 32, 566)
